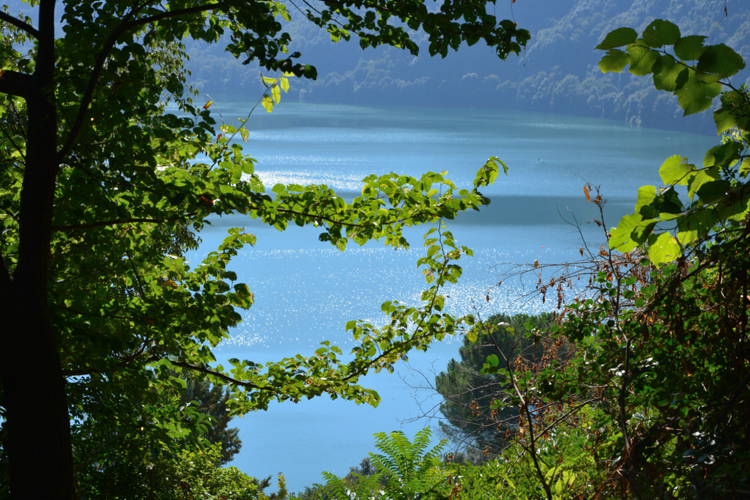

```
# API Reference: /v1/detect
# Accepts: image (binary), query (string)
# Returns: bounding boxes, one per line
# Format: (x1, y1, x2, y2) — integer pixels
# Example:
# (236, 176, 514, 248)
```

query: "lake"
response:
(186, 101, 716, 491)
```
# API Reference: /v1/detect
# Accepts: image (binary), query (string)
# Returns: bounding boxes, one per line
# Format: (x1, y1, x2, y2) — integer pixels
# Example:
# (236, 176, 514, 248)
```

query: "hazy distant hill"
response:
(183, 1, 750, 133)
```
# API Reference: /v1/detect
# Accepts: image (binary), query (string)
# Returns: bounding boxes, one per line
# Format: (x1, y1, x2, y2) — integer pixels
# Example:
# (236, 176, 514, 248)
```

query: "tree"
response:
(435, 313, 555, 460)
(181, 374, 242, 465)
(0, 1, 529, 498)
(468, 20, 750, 499)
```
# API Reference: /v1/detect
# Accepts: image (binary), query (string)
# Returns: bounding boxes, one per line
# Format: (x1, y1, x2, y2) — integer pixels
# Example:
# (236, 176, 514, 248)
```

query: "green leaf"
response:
(674, 35, 706, 61)
(599, 49, 630, 73)
(696, 44, 745, 79)
(703, 142, 742, 168)
(714, 106, 738, 135)
(240, 127, 250, 143)
(648, 232, 681, 266)
(262, 95, 274, 113)
(674, 70, 721, 116)
(280, 76, 290, 93)
(627, 44, 659, 76)
(696, 179, 730, 204)
(677, 208, 718, 245)
(660, 155, 695, 185)
(261, 75, 278, 86)
(652, 55, 688, 92)
(272, 85, 281, 104)
(596, 27, 637, 50)
(688, 168, 720, 201)
(642, 20, 681, 48)
(740, 158, 750, 178)
(714, 90, 746, 134)
(610, 213, 644, 252)
(635, 186, 658, 219)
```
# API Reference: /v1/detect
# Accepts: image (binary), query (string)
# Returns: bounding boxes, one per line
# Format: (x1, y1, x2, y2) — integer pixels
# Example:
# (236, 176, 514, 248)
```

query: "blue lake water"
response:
(186, 101, 716, 491)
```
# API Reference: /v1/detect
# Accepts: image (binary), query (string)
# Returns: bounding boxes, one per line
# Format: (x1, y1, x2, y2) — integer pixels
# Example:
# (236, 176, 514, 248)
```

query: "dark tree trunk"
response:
(0, 1, 76, 498)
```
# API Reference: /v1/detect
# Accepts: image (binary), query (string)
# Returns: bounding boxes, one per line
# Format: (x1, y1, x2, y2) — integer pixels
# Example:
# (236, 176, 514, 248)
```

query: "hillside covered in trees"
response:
(186, 0, 750, 133)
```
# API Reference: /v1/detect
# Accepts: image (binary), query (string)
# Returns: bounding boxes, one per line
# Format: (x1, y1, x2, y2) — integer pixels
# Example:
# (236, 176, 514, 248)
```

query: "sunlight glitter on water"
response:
(254, 169, 366, 191)
(213, 243, 581, 354)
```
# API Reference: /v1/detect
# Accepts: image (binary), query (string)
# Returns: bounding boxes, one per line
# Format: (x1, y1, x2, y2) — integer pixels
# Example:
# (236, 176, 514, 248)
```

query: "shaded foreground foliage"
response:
(429, 19, 750, 500)
(0, 0, 529, 498)
(317, 20, 750, 500)
(435, 313, 555, 460)
(2, 1, 748, 498)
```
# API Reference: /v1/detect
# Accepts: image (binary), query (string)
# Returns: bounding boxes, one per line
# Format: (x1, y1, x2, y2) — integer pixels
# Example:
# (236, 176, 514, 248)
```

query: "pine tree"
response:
(181, 376, 241, 465)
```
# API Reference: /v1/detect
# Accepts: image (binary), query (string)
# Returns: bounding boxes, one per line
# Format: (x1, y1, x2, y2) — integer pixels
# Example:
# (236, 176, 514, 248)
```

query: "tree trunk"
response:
(0, 1, 76, 498)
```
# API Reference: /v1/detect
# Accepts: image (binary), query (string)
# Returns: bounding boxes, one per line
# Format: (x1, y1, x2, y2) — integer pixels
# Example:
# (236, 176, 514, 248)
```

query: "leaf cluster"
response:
(322, 428, 448, 500)
(420, 20, 750, 500)
(435, 313, 556, 459)
(0, 1, 527, 497)
(597, 20, 750, 265)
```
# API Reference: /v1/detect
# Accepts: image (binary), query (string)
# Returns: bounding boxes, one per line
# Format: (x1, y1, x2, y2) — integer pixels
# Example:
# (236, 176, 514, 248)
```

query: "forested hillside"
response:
(186, 0, 750, 133)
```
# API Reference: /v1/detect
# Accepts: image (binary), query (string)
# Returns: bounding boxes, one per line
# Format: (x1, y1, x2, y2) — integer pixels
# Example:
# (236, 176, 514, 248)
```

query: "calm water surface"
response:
(186, 102, 716, 490)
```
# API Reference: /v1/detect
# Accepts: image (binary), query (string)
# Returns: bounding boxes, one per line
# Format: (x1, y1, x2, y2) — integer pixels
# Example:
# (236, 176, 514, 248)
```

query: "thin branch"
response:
(476, 318, 552, 500)
(121, 2, 225, 31)
(0, 11, 39, 38)
(124, 246, 147, 301)
(170, 360, 267, 391)
(58, 2, 224, 160)
(52, 217, 185, 232)
(0, 125, 26, 160)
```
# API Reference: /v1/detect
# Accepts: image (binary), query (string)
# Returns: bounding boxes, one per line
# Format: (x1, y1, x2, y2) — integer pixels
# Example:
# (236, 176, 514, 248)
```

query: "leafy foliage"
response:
(181, 374, 242, 465)
(323, 429, 448, 500)
(598, 19, 748, 265)
(420, 18, 750, 500)
(458, 21, 750, 500)
(0, 0, 529, 497)
(78, 442, 260, 500)
(435, 313, 555, 459)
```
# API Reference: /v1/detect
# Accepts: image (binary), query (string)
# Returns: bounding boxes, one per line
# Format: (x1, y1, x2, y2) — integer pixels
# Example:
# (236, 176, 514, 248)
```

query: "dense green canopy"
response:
(0, 0, 528, 498)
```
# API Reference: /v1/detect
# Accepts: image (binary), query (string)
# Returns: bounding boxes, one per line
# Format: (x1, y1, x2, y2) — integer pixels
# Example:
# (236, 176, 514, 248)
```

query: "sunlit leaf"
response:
(675, 71, 721, 116)
(627, 43, 659, 76)
(659, 155, 694, 185)
(599, 49, 629, 73)
(652, 55, 688, 92)
(596, 27, 637, 50)
(610, 213, 645, 252)
(262, 94, 274, 113)
(696, 44, 745, 79)
(648, 231, 681, 266)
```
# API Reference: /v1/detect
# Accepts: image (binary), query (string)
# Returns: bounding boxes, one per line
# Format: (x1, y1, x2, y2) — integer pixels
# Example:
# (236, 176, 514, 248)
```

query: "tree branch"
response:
(58, 2, 225, 161)
(121, 2, 225, 31)
(51, 217, 187, 232)
(0, 11, 39, 39)
(170, 360, 269, 391)
(0, 69, 32, 99)
(0, 124, 26, 160)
